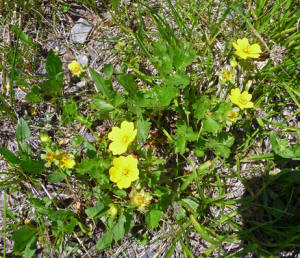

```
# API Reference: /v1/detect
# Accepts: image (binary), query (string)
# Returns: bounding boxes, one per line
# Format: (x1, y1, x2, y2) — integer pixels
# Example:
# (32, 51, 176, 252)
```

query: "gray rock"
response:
(70, 18, 93, 44)
(77, 54, 89, 66)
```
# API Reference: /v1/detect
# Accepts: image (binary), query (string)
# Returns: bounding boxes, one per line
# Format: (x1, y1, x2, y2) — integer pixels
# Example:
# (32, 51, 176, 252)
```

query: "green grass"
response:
(0, 0, 300, 257)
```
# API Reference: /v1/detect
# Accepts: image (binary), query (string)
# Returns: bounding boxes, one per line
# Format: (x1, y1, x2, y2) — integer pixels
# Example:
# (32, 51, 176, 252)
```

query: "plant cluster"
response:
(0, 0, 300, 257)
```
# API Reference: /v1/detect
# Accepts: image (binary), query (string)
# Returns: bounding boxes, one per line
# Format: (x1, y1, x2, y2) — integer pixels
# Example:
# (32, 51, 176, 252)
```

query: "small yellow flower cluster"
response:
(129, 188, 152, 211)
(108, 121, 139, 189)
(41, 150, 75, 169)
(68, 60, 83, 77)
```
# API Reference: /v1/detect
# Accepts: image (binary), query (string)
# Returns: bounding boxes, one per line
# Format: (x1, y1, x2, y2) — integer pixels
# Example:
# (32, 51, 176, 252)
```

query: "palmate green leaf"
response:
(12, 225, 38, 254)
(0, 147, 21, 164)
(136, 118, 151, 143)
(90, 68, 115, 100)
(145, 209, 163, 230)
(16, 118, 30, 143)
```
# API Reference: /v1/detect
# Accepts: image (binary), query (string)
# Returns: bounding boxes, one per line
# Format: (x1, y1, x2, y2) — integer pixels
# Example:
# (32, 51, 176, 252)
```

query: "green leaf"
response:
(175, 135, 186, 154)
(0, 147, 21, 164)
(136, 118, 151, 143)
(85, 201, 105, 218)
(112, 189, 127, 198)
(181, 198, 199, 213)
(173, 43, 195, 70)
(190, 215, 217, 244)
(90, 97, 114, 113)
(9, 24, 34, 46)
(145, 209, 163, 230)
(112, 215, 126, 241)
(23, 235, 37, 258)
(202, 116, 222, 134)
(116, 74, 138, 95)
(193, 96, 211, 120)
(102, 64, 114, 79)
(164, 71, 190, 88)
(16, 118, 30, 143)
(46, 50, 63, 82)
(12, 225, 38, 254)
(155, 84, 178, 107)
(48, 172, 65, 183)
(20, 160, 44, 174)
(270, 132, 295, 158)
(90, 68, 115, 100)
(96, 230, 113, 250)
(40, 79, 62, 96)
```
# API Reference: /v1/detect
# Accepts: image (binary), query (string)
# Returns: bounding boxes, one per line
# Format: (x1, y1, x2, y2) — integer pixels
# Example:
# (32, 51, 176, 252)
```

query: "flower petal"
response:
(109, 141, 127, 155)
(108, 127, 122, 141)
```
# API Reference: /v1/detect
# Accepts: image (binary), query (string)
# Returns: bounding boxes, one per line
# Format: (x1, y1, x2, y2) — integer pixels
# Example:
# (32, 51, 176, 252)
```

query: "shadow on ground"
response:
(236, 161, 300, 257)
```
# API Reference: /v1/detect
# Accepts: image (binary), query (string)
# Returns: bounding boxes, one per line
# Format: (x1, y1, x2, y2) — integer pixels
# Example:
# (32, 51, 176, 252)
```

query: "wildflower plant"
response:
(1, 0, 300, 257)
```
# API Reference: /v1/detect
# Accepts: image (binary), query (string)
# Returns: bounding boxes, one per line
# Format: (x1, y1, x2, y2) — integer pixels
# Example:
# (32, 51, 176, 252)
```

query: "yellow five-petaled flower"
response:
(68, 60, 83, 77)
(109, 155, 139, 189)
(233, 38, 262, 59)
(229, 88, 254, 110)
(108, 121, 137, 155)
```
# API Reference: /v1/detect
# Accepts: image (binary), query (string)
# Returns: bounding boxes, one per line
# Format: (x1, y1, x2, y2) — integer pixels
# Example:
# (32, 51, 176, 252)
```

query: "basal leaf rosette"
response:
(233, 38, 262, 59)
(108, 121, 137, 155)
(109, 155, 139, 189)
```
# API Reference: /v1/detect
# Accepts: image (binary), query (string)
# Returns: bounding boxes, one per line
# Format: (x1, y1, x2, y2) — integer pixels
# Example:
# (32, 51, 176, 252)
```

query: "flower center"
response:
(122, 168, 130, 176)
(136, 196, 146, 206)
(121, 135, 129, 144)
(243, 46, 250, 54)
(238, 96, 248, 105)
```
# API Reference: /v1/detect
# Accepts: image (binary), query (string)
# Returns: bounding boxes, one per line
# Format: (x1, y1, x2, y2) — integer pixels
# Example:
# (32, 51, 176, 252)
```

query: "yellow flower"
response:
(226, 110, 239, 122)
(229, 88, 254, 110)
(40, 133, 51, 143)
(109, 155, 139, 189)
(129, 189, 152, 211)
(107, 204, 118, 218)
(233, 38, 262, 59)
(68, 60, 83, 77)
(41, 150, 57, 167)
(221, 68, 235, 82)
(56, 152, 76, 169)
(108, 121, 137, 155)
